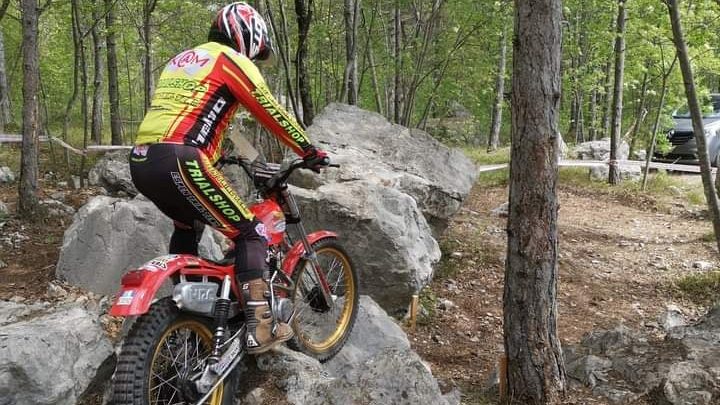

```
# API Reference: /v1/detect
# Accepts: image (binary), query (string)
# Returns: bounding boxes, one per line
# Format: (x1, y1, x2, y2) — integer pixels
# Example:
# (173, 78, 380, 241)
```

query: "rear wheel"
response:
(111, 297, 239, 405)
(288, 238, 359, 362)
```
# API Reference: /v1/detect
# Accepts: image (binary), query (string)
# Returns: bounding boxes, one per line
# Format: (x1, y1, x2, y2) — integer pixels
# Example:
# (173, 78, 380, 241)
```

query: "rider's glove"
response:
(302, 146, 329, 173)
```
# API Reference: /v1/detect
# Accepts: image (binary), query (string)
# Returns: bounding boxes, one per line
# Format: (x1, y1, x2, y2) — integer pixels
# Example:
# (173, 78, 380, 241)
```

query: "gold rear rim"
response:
(148, 319, 224, 405)
(292, 246, 355, 353)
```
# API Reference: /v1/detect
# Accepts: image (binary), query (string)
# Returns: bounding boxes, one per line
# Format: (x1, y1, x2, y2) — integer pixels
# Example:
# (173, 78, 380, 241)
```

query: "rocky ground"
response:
(2, 127, 720, 404)
(409, 173, 717, 404)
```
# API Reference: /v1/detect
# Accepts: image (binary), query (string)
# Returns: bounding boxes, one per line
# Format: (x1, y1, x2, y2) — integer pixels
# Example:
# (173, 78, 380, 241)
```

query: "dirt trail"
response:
(409, 181, 714, 404)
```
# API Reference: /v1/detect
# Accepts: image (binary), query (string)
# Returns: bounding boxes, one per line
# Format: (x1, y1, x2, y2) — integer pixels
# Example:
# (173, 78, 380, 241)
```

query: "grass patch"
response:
(701, 232, 716, 243)
(686, 190, 706, 206)
(477, 168, 509, 188)
(676, 271, 720, 305)
(558, 167, 706, 208)
(417, 288, 438, 326)
(436, 239, 463, 279)
(463, 147, 511, 165)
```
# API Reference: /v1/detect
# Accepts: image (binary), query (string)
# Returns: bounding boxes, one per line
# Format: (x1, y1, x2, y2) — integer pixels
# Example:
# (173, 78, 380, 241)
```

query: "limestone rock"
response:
(56, 196, 173, 294)
(0, 303, 114, 405)
(257, 296, 457, 405)
(88, 151, 137, 196)
(290, 183, 440, 314)
(295, 103, 477, 236)
(56, 196, 228, 294)
(0, 166, 15, 183)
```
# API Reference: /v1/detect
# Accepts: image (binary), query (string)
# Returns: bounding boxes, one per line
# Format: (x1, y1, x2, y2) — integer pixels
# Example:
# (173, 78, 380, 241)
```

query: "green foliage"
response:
(2, 0, 720, 155)
(676, 271, 720, 305)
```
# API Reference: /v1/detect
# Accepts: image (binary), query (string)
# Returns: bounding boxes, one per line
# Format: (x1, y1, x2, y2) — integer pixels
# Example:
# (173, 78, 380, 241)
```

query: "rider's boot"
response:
(241, 278, 294, 354)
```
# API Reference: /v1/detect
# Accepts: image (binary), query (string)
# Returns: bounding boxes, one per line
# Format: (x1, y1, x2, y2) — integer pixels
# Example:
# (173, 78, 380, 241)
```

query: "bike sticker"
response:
(117, 290, 135, 306)
(145, 255, 179, 271)
(255, 222, 269, 241)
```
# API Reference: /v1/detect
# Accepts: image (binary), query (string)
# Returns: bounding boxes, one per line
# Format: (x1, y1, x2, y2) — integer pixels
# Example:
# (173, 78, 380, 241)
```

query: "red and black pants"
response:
(129, 143, 266, 282)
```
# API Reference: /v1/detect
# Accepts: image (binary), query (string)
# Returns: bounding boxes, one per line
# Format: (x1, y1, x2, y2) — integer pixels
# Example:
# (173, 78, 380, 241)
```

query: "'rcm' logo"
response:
(172, 50, 211, 68)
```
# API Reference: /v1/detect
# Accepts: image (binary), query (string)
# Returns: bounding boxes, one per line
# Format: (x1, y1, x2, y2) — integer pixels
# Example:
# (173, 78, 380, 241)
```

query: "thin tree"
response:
(142, 0, 158, 113)
(609, 0, 627, 185)
(642, 47, 676, 191)
(503, 0, 566, 402)
(340, 0, 360, 104)
(488, 24, 508, 152)
(665, 0, 720, 253)
(106, 0, 122, 145)
(91, 0, 104, 145)
(295, 0, 315, 126)
(19, 0, 41, 217)
(0, 0, 11, 132)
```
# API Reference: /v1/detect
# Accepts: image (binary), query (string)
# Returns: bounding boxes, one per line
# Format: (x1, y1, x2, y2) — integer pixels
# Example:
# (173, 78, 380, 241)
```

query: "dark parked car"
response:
(654, 93, 720, 166)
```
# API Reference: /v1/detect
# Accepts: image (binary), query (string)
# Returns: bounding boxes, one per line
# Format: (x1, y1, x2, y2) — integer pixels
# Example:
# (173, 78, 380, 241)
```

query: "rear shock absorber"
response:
(209, 275, 232, 363)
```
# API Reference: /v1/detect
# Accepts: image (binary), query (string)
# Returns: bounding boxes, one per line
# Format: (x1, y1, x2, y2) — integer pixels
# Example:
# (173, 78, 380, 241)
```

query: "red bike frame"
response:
(109, 230, 335, 317)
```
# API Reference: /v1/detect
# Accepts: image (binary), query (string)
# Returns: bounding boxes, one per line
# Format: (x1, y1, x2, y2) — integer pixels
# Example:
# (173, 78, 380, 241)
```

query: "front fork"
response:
(282, 189, 335, 309)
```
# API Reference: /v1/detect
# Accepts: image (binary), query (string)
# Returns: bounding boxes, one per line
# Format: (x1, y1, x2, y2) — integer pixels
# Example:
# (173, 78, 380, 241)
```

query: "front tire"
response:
(288, 238, 359, 362)
(111, 298, 239, 405)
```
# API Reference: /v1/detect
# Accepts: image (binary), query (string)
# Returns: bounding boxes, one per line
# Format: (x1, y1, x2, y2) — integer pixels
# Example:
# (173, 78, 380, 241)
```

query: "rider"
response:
(129, 2, 327, 354)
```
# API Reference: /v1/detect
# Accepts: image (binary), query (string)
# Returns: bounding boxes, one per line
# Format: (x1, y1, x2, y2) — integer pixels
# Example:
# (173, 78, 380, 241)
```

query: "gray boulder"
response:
(574, 138, 629, 161)
(0, 200, 8, 217)
(567, 306, 720, 404)
(56, 196, 173, 295)
(296, 103, 477, 236)
(574, 138, 640, 181)
(257, 296, 457, 405)
(56, 196, 228, 295)
(0, 302, 114, 405)
(0, 166, 14, 183)
(291, 183, 440, 314)
(88, 151, 137, 196)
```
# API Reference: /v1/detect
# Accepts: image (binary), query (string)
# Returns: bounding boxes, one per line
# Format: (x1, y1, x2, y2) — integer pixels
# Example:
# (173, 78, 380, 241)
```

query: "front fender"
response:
(281, 231, 337, 277)
(109, 254, 235, 317)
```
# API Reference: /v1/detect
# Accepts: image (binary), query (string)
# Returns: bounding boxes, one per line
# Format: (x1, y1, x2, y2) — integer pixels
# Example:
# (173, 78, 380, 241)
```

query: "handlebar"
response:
(218, 155, 338, 193)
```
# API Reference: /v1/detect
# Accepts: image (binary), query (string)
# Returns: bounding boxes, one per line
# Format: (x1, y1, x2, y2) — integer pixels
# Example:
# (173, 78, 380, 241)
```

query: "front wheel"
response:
(288, 238, 359, 362)
(111, 297, 239, 405)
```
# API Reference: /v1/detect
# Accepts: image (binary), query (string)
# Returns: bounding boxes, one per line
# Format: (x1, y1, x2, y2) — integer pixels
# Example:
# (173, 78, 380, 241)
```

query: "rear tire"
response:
(111, 297, 240, 405)
(288, 238, 359, 362)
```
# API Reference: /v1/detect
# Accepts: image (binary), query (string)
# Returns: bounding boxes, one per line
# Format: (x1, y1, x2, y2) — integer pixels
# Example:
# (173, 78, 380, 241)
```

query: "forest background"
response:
(2, 0, 718, 157)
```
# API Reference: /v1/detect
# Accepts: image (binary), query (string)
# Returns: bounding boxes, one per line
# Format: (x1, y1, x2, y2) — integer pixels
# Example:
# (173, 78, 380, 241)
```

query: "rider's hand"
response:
(302, 146, 329, 173)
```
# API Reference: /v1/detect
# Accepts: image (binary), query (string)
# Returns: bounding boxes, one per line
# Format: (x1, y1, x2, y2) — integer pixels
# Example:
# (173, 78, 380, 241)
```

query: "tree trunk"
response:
(106, 0, 122, 145)
(295, 0, 315, 126)
(574, 90, 585, 143)
(266, 2, 302, 124)
(341, 0, 360, 105)
(362, 9, 383, 114)
(393, 1, 401, 124)
(91, 0, 104, 145)
(504, 0, 566, 402)
(666, 0, 720, 253)
(589, 88, 598, 140)
(19, 0, 41, 218)
(643, 54, 675, 191)
(601, 60, 613, 138)
(142, 0, 157, 113)
(76, 0, 90, 187)
(628, 70, 649, 159)
(609, 0, 627, 185)
(488, 25, 508, 152)
(0, 31, 11, 131)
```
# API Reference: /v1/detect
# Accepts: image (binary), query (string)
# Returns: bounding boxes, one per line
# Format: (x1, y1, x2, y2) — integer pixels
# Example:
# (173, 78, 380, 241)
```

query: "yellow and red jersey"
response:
(136, 42, 312, 163)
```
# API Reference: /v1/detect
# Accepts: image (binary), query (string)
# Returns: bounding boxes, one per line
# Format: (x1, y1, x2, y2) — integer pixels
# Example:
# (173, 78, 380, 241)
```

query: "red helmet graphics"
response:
(213, 2, 273, 61)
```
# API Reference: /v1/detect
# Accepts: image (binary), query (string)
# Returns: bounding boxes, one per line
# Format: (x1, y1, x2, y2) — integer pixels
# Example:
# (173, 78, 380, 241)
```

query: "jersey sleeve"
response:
(218, 50, 313, 155)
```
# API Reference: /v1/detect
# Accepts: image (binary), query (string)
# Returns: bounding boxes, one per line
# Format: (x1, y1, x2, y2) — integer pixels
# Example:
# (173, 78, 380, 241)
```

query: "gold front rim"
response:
(292, 247, 355, 353)
(149, 319, 224, 405)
